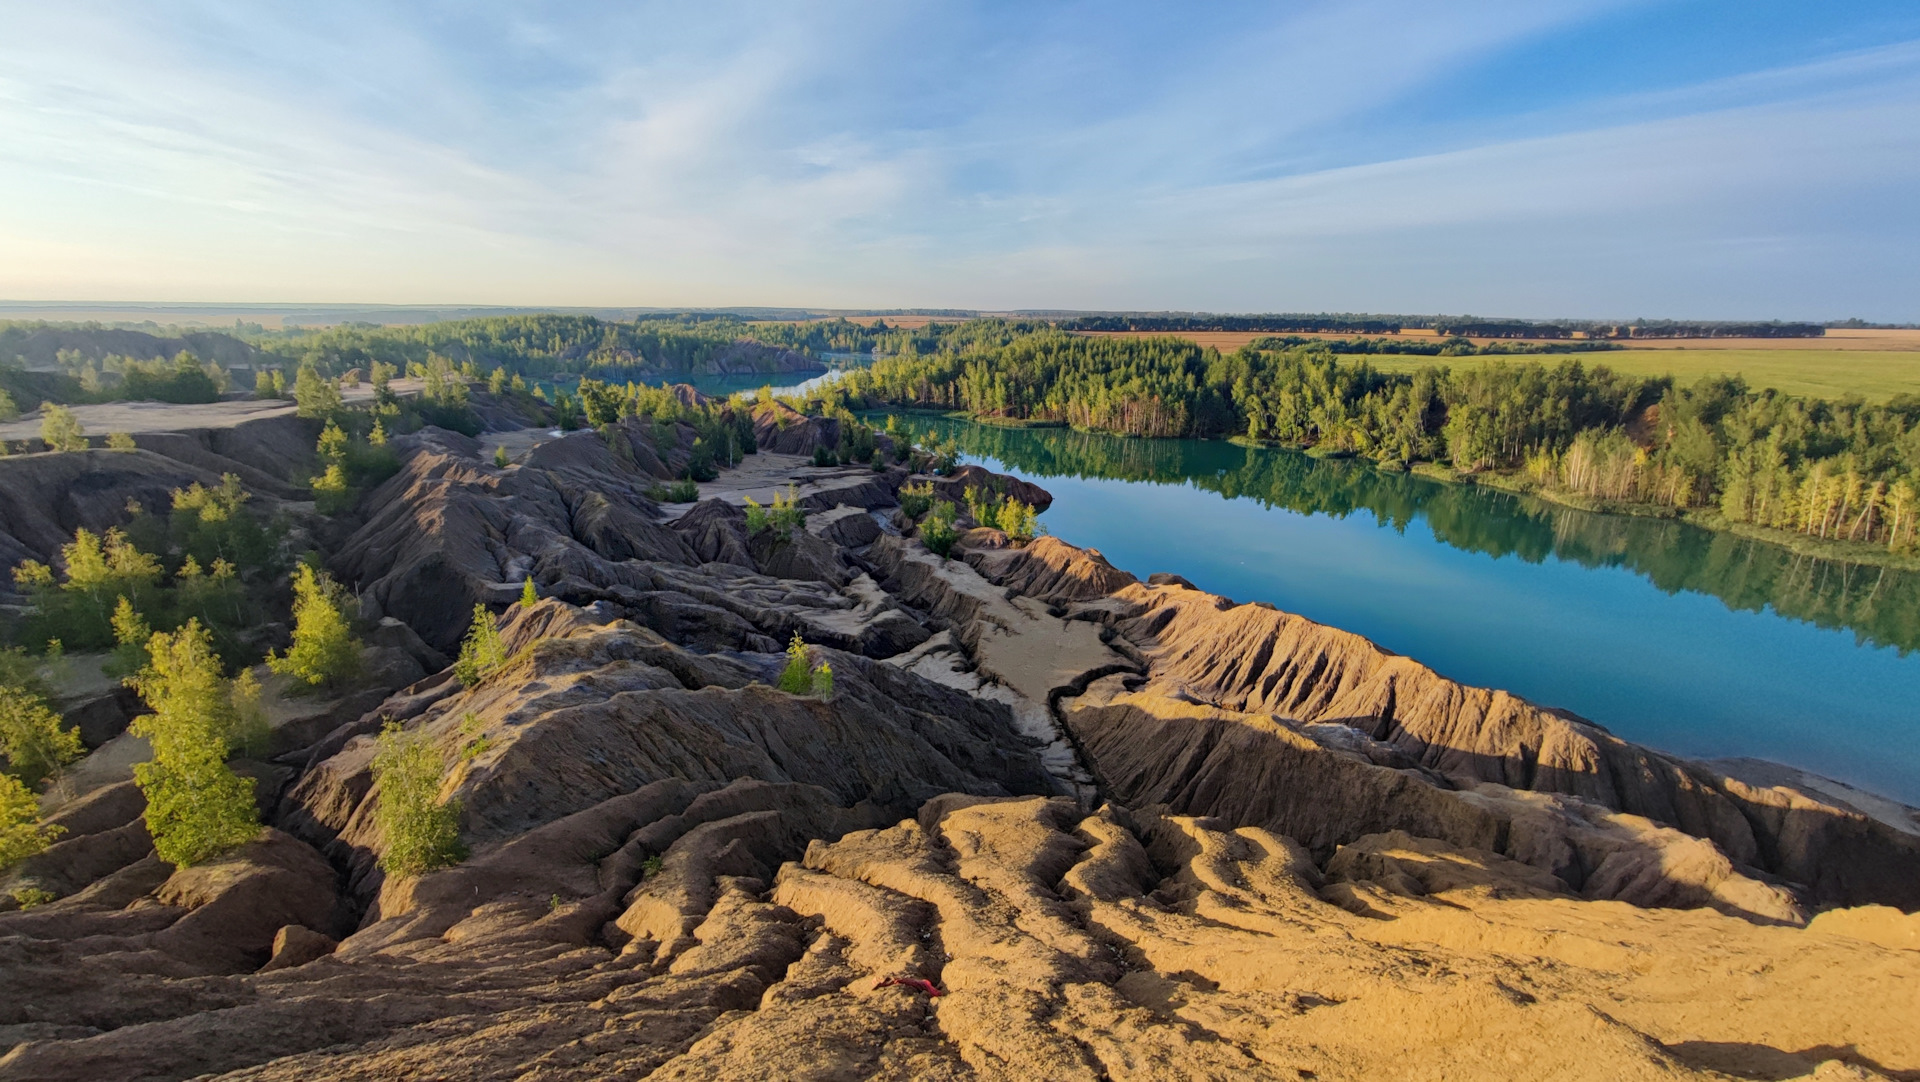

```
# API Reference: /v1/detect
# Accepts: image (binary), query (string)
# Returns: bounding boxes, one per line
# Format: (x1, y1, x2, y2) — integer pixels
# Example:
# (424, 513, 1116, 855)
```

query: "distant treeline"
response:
(818, 327, 1920, 555)
(1058, 314, 1826, 339)
(1247, 335, 1617, 357)
(0, 323, 262, 368)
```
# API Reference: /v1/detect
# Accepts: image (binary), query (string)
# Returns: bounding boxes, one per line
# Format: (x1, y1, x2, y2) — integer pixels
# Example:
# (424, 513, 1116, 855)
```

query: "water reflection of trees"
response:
(886, 414, 1920, 655)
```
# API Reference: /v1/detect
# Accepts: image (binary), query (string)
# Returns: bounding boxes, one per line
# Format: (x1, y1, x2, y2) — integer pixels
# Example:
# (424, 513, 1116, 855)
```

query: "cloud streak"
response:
(0, 1, 1914, 317)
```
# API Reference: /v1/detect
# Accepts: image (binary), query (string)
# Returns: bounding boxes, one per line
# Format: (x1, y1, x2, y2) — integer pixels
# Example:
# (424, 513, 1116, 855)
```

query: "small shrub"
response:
(776, 632, 833, 698)
(317, 421, 349, 465)
(667, 478, 700, 502)
(898, 481, 934, 521)
(312, 463, 352, 513)
(745, 487, 806, 541)
(454, 710, 493, 760)
(964, 486, 999, 529)
(996, 498, 1041, 542)
(268, 565, 362, 689)
(640, 853, 664, 879)
(493, 444, 511, 468)
(919, 501, 959, 558)
(811, 445, 838, 467)
(453, 605, 507, 686)
(371, 721, 466, 876)
(0, 684, 84, 791)
(228, 668, 271, 757)
(0, 773, 64, 871)
(10, 886, 56, 909)
(106, 431, 137, 451)
(105, 596, 151, 679)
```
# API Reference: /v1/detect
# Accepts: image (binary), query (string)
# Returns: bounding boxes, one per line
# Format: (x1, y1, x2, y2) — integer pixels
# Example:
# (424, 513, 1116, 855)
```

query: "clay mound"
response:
(332, 426, 701, 651)
(279, 614, 1054, 902)
(4, 794, 1914, 1081)
(752, 399, 839, 455)
(673, 497, 754, 567)
(0, 407, 319, 568)
(932, 464, 1054, 512)
(963, 534, 1136, 603)
(1076, 577, 1920, 910)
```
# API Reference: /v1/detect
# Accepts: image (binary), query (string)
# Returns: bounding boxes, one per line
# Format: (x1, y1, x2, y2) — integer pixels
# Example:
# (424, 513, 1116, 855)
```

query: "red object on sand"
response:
(874, 976, 944, 996)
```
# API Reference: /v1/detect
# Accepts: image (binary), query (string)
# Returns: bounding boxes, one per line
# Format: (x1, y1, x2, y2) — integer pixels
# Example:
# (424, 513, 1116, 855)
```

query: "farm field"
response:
(1067, 326, 1920, 400)
(1364, 347, 1920, 401)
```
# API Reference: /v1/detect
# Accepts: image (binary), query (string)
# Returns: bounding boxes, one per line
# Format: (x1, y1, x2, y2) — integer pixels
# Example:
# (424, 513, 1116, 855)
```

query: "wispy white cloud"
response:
(0, 1, 1914, 316)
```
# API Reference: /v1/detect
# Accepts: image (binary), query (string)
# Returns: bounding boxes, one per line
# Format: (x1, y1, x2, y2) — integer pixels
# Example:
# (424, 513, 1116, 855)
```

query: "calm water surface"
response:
(871, 413, 1920, 804)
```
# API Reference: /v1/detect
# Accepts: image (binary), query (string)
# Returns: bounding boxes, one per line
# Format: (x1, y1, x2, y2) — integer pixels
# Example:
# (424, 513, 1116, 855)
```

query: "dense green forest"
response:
(822, 329, 1920, 555)
(877, 414, 1920, 653)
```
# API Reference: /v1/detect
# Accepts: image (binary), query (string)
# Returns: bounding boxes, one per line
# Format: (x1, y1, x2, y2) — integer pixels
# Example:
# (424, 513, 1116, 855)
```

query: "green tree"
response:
(371, 721, 466, 876)
(106, 431, 137, 451)
(520, 577, 538, 607)
(292, 365, 342, 419)
(106, 596, 151, 678)
(0, 773, 63, 871)
(494, 444, 511, 468)
(0, 388, 17, 422)
(228, 668, 270, 757)
(317, 420, 349, 465)
(267, 565, 362, 688)
(744, 486, 806, 541)
(128, 620, 260, 867)
(12, 527, 163, 650)
(423, 355, 470, 409)
(453, 605, 506, 685)
(0, 684, 84, 791)
(39, 402, 86, 452)
(312, 463, 352, 513)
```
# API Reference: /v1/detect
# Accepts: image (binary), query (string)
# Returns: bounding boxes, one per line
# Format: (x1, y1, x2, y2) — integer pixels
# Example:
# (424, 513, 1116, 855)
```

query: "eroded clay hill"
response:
(2, 408, 1917, 1081)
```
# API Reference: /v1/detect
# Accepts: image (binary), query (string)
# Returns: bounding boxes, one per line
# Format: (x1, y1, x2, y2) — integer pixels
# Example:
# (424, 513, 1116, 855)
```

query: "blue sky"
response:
(2, 1, 1917, 318)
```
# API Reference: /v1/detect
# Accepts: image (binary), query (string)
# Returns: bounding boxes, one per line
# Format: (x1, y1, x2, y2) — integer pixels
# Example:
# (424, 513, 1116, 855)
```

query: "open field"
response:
(1068, 328, 1920, 400)
(1076, 325, 1920, 351)
(1364, 348, 1920, 401)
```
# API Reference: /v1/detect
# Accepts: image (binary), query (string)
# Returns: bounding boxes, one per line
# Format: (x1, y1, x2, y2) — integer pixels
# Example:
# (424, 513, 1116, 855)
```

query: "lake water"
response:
(869, 413, 1920, 804)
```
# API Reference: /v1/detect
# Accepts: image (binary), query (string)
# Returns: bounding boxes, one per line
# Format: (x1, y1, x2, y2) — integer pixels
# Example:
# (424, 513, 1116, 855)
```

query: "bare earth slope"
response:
(1, 404, 1916, 1081)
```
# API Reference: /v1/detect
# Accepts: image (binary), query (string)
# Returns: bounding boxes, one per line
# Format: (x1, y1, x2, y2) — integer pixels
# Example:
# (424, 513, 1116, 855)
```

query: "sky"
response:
(1, 1, 1918, 319)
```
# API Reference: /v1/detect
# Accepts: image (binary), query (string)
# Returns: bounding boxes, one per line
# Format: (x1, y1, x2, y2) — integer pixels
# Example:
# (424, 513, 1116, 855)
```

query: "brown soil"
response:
(1, 411, 1914, 1081)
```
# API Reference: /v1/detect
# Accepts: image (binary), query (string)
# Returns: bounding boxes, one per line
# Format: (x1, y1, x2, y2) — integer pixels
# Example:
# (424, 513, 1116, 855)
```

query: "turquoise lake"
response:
(868, 412, 1920, 805)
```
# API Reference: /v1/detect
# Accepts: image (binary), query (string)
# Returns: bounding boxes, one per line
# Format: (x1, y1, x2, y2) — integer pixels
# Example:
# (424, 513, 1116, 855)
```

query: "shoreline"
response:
(894, 408, 1920, 575)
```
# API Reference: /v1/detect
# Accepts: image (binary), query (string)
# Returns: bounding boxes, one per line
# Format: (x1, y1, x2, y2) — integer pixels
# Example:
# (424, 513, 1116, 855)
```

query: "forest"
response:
(1057, 314, 1827, 338)
(822, 328, 1920, 555)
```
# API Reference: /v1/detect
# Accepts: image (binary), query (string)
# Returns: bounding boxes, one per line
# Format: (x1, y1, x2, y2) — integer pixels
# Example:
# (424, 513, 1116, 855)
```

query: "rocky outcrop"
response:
(279, 609, 1052, 910)
(932, 463, 1054, 512)
(751, 400, 838, 456)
